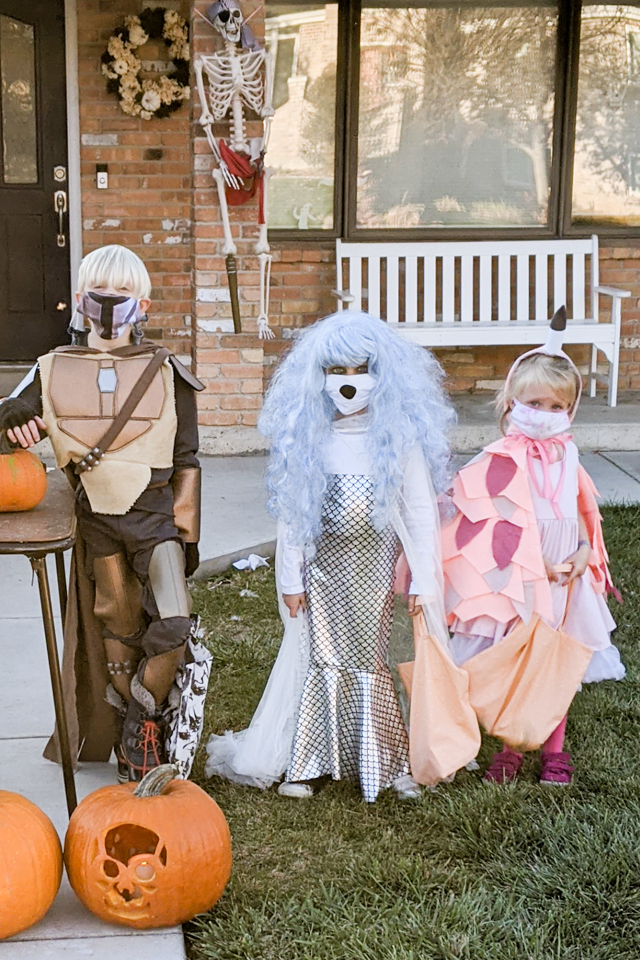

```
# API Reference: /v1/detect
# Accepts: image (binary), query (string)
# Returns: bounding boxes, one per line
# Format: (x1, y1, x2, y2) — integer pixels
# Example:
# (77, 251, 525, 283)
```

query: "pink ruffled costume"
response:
(443, 432, 624, 684)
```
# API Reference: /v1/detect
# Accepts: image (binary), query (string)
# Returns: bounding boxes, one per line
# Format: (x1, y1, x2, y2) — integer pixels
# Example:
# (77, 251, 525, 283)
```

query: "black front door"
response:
(0, 0, 70, 361)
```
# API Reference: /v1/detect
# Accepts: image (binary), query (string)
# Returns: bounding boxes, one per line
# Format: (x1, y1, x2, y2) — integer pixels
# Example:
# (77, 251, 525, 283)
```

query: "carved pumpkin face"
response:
(92, 823, 168, 923)
(64, 767, 232, 929)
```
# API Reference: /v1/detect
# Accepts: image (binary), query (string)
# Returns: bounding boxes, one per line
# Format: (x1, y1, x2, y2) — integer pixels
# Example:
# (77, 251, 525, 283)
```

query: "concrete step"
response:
(196, 392, 640, 455)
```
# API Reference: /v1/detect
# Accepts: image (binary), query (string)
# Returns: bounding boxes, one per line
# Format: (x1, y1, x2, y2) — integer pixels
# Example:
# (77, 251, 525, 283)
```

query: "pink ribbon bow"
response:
(505, 431, 573, 519)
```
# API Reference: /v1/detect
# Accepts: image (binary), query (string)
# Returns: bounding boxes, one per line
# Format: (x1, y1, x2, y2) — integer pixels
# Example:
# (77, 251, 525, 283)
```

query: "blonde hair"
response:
(76, 244, 151, 300)
(496, 353, 580, 433)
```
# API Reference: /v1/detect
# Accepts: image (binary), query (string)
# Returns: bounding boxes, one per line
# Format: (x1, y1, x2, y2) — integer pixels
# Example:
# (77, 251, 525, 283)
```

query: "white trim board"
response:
(64, 0, 82, 293)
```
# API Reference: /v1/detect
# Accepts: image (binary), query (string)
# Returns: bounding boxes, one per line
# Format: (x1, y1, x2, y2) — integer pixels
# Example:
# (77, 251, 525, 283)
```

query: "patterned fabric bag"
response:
(164, 615, 213, 778)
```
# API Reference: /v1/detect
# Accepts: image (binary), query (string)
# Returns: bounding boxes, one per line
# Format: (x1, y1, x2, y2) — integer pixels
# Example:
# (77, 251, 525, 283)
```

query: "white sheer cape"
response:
(204, 440, 452, 788)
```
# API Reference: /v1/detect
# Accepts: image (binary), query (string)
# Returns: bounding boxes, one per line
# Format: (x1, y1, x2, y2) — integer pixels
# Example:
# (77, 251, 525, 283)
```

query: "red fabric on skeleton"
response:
(218, 140, 265, 222)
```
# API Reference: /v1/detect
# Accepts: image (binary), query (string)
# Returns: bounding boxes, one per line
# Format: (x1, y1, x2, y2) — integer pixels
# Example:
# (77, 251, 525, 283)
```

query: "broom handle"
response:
(226, 254, 242, 335)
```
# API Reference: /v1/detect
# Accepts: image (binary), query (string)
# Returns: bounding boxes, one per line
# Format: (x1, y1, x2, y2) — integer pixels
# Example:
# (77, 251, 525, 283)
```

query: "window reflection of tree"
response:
(357, 7, 557, 229)
(573, 7, 640, 223)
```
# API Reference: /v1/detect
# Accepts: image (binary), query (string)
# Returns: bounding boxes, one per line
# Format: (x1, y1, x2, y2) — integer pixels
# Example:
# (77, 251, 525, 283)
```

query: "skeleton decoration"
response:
(195, 0, 275, 339)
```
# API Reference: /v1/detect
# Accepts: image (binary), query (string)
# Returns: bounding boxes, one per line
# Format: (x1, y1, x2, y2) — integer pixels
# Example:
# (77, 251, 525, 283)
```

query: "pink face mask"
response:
(508, 398, 571, 440)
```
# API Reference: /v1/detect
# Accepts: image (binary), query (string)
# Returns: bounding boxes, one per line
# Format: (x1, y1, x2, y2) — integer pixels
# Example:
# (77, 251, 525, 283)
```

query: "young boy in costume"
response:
(205, 310, 456, 801)
(0, 244, 203, 781)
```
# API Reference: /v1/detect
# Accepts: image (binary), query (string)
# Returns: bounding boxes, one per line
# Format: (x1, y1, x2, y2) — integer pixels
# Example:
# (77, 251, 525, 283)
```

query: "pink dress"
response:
(450, 441, 625, 683)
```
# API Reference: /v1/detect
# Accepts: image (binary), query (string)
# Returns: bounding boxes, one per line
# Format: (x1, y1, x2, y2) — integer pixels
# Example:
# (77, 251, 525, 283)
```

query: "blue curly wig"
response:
(259, 311, 455, 548)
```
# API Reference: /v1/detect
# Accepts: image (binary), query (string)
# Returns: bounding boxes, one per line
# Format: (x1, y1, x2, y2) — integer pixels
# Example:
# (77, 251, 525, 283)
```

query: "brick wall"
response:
(76, 2, 640, 449)
(77, 0, 192, 359)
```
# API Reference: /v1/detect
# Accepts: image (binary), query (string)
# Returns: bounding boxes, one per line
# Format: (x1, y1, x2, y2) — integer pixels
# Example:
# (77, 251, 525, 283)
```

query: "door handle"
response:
(54, 190, 67, 247)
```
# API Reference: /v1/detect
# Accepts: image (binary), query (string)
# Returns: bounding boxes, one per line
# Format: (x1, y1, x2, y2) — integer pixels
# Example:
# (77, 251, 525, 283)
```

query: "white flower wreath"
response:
(101, 7, 190, 120)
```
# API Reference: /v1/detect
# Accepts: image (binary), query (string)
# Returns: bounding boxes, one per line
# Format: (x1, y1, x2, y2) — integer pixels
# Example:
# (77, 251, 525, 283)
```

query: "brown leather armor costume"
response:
(1, 340, 204, 781)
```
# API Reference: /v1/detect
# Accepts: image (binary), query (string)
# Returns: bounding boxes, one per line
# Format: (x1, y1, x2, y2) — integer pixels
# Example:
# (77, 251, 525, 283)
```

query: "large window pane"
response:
(266, 3, 338, 230)
(1, 15, 38, 185)
(356, 4, 558, 229)
(572, 4, 640, 226)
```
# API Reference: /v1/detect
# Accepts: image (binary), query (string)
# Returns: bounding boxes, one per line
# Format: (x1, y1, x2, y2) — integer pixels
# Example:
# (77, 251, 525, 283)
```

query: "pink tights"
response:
(502, 713, 568, 756)
(541, 714, 568, 754)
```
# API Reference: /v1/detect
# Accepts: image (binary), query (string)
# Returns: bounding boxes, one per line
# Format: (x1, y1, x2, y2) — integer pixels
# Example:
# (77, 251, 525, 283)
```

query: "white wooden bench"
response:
(335, 235, 630, 406)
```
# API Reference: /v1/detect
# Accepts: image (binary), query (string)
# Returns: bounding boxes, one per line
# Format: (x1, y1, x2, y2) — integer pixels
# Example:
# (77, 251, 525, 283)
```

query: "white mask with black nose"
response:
(324, 373, 376, 416)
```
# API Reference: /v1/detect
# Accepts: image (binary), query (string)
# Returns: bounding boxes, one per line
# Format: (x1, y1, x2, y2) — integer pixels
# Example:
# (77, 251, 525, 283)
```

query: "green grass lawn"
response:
(187, 505, 640, 960)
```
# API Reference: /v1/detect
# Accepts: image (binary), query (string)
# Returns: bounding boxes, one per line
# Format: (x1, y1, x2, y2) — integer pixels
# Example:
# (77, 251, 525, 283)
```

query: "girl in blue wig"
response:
(206, 311, 456, 801)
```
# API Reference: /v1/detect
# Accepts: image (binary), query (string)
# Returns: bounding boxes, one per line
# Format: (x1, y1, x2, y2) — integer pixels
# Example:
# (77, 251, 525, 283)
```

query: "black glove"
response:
(0, 396, 40, 433)
(185, 542, 200, 578)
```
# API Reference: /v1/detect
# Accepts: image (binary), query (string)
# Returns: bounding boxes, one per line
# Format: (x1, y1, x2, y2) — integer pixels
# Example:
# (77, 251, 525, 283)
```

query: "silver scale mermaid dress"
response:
(282, 421, 411, 802)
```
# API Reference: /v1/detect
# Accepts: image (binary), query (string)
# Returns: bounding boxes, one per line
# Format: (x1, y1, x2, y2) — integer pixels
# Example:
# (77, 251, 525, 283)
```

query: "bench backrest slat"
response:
(405, 256, 418, 323)
(479, 256, 492, 322)
(336, 236, 598, 325)
(387, 255, 399, 323)
(368, 255, 381, 317)
(535, 255, 548, 320)
(573, 252, 585, 318)
(461, 256, 473, 323)
(442, 257, 455, 323)
(424, 257, 436, 323)
(553, 252, 567, 309)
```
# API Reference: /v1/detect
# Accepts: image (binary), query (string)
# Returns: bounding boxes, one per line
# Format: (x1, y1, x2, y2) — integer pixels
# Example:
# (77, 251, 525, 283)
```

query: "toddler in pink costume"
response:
(442, 308, 624, 786)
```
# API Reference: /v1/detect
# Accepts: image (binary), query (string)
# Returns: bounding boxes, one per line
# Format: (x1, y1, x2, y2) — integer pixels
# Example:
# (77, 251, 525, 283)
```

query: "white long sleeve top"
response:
(279, 415, 437, 595)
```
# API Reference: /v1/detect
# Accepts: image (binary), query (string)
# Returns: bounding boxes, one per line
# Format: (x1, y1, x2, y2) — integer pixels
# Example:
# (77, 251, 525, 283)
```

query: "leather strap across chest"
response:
(75, 348, 171, 475)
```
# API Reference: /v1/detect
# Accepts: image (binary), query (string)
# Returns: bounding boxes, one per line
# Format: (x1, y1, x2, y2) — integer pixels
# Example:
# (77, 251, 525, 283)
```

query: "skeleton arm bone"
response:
(195, 59, 214, 127)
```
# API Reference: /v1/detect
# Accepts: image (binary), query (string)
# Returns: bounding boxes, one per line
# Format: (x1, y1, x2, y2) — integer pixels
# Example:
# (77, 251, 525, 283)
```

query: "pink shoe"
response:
(483, 749, 524, 784)
(539, 751, 573, 786)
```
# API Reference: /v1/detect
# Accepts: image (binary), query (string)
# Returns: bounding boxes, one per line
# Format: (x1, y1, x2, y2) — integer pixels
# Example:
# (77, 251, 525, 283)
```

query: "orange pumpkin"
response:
(0, 791, 63, 939)
(0, 450, 47, 512)
(64, 765, 232, 929)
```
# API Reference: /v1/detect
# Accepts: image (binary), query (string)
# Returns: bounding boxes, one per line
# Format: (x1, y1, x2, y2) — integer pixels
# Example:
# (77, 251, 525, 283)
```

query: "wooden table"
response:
(0, 469, 77, 815)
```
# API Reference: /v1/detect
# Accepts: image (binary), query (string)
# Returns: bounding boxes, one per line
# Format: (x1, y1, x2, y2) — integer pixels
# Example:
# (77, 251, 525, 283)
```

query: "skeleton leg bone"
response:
(213, 167, 237, 257)
(256, 167, 274, 339)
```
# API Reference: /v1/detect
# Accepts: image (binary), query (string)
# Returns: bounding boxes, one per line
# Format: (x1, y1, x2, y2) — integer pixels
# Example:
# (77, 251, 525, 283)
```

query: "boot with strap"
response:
(120, 673, 167, 782)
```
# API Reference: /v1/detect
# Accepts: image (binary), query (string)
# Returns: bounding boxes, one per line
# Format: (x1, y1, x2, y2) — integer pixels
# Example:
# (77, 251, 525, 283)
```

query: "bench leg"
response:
(31, 556, 77, 817)
(589, 344, 598, 398)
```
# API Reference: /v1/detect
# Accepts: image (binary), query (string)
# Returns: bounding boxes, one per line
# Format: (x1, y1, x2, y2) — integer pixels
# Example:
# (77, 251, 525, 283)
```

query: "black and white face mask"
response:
(324, 373, 376, 415)
(77, 292, 145, 340)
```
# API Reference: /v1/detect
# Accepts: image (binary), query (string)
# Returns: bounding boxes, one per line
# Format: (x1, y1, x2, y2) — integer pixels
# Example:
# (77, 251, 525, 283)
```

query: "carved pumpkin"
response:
(0, 791, 63, 939)
(64, 765, 232, 929)
(0, 450, 47, 512)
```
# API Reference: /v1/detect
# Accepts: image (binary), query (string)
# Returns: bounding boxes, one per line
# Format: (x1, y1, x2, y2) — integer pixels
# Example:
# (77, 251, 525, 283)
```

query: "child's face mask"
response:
(324, 373, 376, 416)
(509, 398, 571, 440)
(78, 291, 145, 340)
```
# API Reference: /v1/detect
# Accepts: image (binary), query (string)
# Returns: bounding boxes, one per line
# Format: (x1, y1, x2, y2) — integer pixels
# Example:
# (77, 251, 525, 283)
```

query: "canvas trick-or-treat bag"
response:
(465, 587, 592, 752)
(398, 609, 481, 786)
(164, 616, 213, 778)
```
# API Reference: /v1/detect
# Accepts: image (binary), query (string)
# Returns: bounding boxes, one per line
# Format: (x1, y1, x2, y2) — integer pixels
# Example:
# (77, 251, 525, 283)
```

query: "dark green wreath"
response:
(101, 6, 189, 119)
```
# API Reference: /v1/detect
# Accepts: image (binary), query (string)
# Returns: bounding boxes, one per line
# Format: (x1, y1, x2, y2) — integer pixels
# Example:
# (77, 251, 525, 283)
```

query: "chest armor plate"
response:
(48, 353, 166, 451)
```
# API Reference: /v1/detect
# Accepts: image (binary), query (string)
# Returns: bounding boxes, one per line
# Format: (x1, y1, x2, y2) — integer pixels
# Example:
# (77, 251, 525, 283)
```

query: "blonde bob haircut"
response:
(76, 244, 152, 301)
(495, 352, 580, 434)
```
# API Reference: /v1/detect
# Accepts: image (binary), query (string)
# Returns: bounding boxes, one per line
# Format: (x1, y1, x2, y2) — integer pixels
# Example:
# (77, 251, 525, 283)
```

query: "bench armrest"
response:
(332, 288, 356, 304)
(595, 285, 631, 299)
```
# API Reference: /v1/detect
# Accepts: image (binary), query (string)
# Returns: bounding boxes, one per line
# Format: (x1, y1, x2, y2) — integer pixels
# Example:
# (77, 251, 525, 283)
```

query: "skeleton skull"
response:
(207, 0, 243, 44)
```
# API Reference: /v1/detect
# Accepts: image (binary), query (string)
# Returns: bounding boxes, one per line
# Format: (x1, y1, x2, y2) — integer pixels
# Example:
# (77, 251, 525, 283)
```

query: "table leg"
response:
(30, 556, 77, 816)
(55, 551, 68, 625)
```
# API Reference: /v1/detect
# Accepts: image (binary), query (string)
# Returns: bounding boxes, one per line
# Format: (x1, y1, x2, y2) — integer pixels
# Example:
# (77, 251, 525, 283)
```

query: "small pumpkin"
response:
(0, 448, 47, 512)
(64, 765, 232, 929)
(0, 791, 63, 939)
